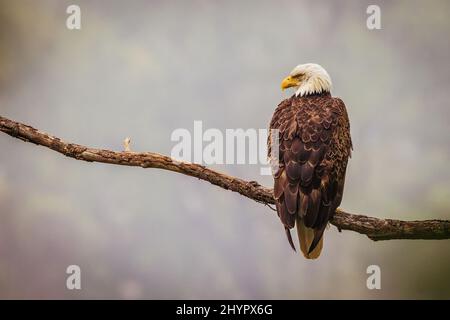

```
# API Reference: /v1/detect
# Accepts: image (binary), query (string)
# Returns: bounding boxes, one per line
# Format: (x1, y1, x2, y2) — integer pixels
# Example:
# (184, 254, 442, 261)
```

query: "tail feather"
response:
(308, 227, 325, 255)
(296, 217, 324, 259)
(285, 226, 296, 252)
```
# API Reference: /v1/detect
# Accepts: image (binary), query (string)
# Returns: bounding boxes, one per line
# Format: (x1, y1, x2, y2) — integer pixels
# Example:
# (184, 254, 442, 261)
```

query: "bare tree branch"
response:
(1, 115, 449, 241)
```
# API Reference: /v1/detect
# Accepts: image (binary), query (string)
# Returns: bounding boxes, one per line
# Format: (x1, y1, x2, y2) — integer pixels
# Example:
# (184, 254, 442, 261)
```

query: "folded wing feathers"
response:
(269, 95, 351, 257)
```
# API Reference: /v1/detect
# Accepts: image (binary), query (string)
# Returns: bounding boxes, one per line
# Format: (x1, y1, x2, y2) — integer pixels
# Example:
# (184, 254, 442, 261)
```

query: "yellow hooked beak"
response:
(281, 76, 300, 91)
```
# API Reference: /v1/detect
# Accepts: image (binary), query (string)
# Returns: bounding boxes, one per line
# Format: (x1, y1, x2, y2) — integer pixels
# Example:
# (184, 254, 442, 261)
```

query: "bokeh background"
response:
(0, 0, 449, 299)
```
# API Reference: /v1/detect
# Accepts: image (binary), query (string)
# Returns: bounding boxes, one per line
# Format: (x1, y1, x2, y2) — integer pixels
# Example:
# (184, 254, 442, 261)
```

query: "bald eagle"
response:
(268, 63, 352, 259)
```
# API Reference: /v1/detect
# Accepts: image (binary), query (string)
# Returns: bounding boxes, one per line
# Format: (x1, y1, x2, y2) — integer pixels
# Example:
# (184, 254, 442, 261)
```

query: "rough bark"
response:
(1, 115, 449, 241)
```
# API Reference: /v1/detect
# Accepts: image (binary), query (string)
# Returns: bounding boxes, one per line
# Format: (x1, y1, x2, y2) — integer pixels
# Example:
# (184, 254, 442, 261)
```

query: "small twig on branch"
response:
(1, 115, 449, 241)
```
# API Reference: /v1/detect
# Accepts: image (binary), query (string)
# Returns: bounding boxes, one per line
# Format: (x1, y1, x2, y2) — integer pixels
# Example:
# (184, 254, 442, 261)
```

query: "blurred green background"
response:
(0, 0, 449, 299)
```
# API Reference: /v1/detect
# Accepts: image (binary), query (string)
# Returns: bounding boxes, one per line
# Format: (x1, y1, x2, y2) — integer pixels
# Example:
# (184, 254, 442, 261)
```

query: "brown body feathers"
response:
(268, 92, 352, 258)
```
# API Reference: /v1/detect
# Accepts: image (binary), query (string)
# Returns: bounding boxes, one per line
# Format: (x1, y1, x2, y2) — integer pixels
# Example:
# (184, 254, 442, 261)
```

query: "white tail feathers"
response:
(296, 217, 324, 259)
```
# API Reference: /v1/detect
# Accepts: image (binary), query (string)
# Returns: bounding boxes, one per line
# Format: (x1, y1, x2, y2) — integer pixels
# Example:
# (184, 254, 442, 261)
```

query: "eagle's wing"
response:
(268, 96, 352, 258)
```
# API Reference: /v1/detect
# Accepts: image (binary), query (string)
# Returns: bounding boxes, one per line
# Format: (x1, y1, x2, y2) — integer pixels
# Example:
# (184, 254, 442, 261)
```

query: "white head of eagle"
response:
(281, 63, 332, 97)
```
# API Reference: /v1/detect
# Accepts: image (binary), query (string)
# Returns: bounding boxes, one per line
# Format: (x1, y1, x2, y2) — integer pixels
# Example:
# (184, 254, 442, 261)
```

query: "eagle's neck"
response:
(295, 73, 332, 97)
(294, 91, 331, 99)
